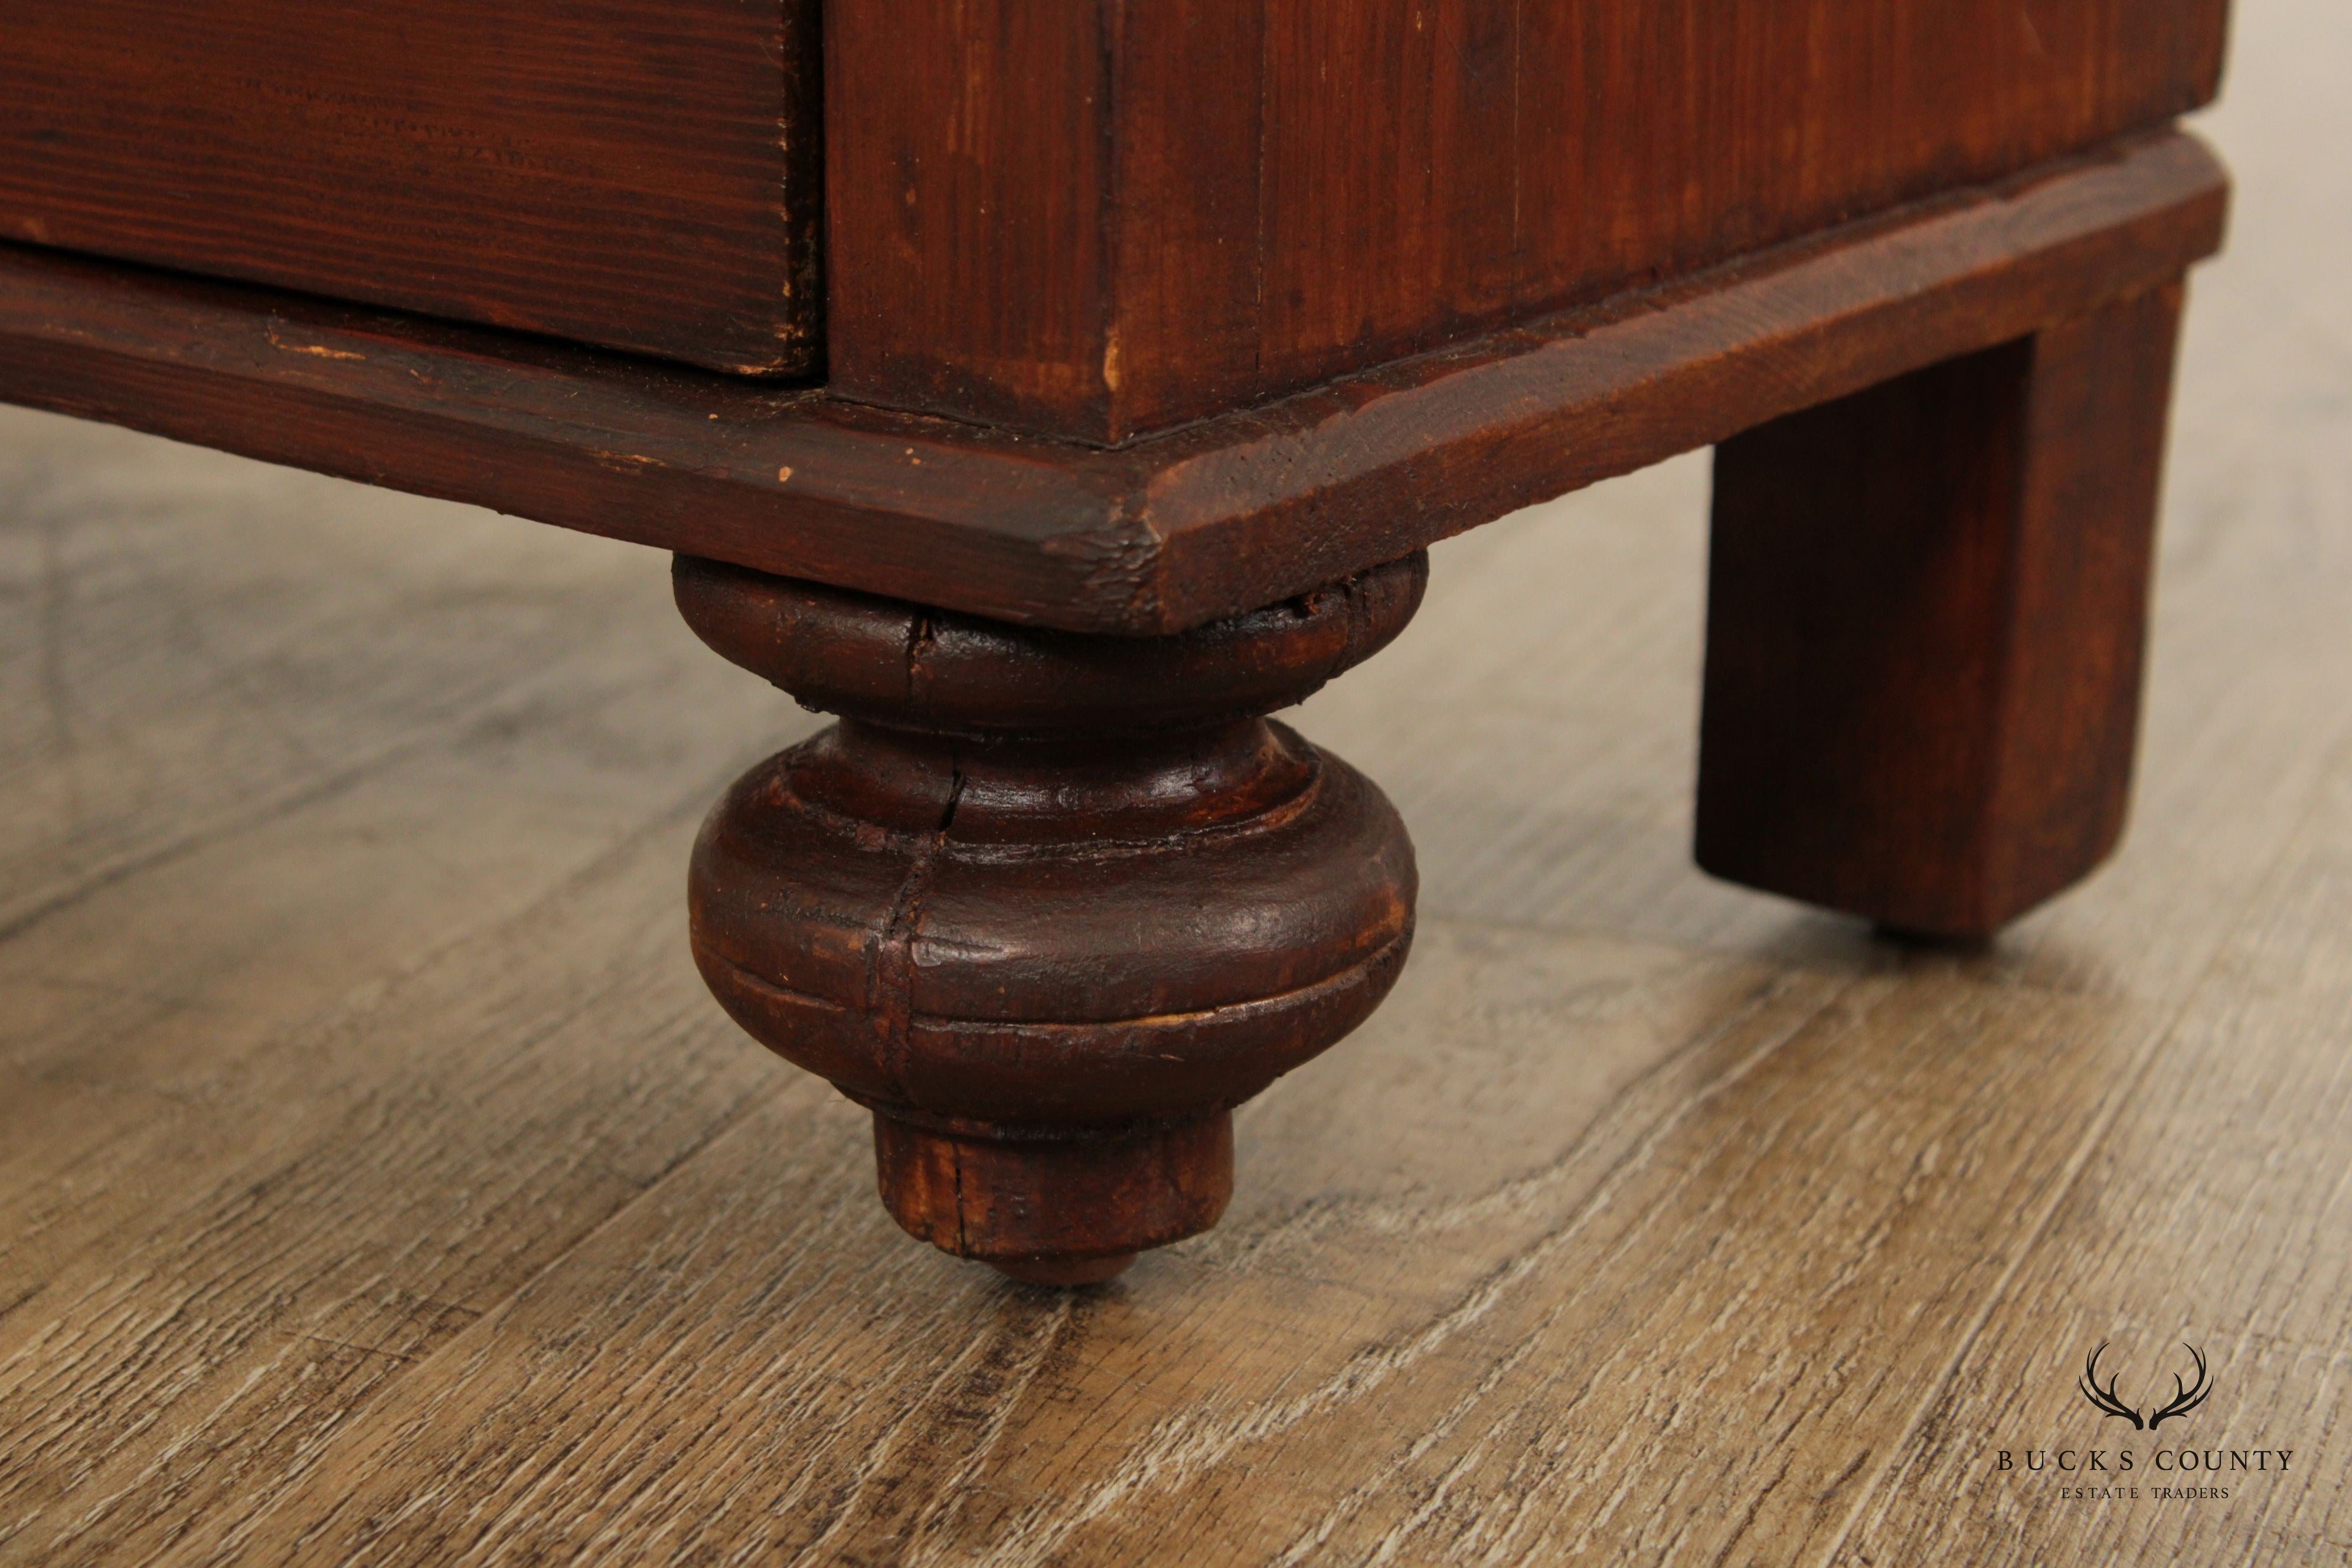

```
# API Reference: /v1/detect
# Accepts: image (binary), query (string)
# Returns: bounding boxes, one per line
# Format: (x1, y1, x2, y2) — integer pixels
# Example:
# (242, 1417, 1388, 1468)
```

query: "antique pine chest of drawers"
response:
(0, 0, 2233, 1284)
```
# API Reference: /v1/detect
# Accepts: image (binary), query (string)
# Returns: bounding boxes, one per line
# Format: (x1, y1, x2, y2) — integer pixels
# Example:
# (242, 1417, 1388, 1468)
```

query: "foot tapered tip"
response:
(990, 1252, 1137, 1287)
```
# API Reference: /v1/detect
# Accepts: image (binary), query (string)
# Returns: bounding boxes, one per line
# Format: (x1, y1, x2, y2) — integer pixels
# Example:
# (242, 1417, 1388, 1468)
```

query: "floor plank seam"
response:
(967, 969, 1860, 1568)
(1804, 723, 2352, 1567)
(0, 727, 452, 950)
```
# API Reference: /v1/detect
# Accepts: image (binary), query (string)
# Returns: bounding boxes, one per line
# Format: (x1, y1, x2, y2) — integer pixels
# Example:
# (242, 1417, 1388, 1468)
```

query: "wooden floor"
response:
(5, 8, 2348, 1566)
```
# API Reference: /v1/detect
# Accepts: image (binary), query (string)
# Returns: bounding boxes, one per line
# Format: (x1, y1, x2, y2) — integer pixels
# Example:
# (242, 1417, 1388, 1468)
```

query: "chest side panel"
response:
(827, 0, 2230, 440)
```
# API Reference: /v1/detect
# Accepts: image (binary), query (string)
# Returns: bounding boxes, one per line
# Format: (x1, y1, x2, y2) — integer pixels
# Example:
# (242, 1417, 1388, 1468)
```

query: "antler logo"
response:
(2078, 1342, 2213, 1430)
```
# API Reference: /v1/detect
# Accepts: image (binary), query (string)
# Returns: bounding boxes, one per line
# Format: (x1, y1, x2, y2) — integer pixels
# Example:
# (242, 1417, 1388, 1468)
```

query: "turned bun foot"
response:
(675, 551, 1426, 1281)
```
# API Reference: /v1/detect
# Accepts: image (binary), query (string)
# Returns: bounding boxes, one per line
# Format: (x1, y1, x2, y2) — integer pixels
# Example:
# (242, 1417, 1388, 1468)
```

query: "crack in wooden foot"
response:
(674, 551, 1426, 1282)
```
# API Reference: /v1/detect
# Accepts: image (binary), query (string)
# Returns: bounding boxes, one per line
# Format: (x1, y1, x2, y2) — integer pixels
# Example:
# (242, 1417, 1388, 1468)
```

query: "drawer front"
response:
(1, 0, 819, 374)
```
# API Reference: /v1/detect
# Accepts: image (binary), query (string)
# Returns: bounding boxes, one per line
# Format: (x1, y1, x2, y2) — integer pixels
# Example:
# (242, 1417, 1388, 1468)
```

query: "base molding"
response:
(0, 134, 2225, 633)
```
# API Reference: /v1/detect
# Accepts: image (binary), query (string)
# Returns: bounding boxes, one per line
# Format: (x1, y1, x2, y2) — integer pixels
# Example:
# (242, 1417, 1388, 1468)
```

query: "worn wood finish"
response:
(2, 68, 2348, 1547)
(674, 554, 1426, 1279)
(1697, 284, 2187, 937)
(825, 0, 2230, 440)
(0, 133, 2229, 636)
(4, 0, 2347, 1551)
(0, 0, 822, 373)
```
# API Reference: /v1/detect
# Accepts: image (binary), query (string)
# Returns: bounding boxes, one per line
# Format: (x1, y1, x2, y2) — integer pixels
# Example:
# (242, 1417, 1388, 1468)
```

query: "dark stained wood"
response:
(1697, 285, 2187, 937)
(872, 1115, 1234, 1287)
(5, 0, 2348, 1530)
(6, 174, 2351, 1542)
(0, 133, 2230, 636)
(0, 0, 822, 374)
(673, 553, 1426, 1279)
(822, 0, 1115, 434)
(0, 0, 2309, 1542)
(825, 0, 2232, 441)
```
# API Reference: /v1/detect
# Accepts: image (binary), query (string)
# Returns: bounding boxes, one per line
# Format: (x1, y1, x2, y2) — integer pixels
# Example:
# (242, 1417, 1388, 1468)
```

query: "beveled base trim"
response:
(0, 134, 2224, 633)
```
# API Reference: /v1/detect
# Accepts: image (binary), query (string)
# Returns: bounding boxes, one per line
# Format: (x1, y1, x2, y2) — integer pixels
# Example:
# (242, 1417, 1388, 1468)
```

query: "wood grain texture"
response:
(675, 554, 1425, 1279)
(1831, 758, 2352, 1564)
(0, 133, 2229, 636)
(5, 5, 2348, 1560)
(0, 0, 822, 373)
(1698, 284, 2186, 937)
(825, 0, 2230, 439)
(0, 418, 812, 1564)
